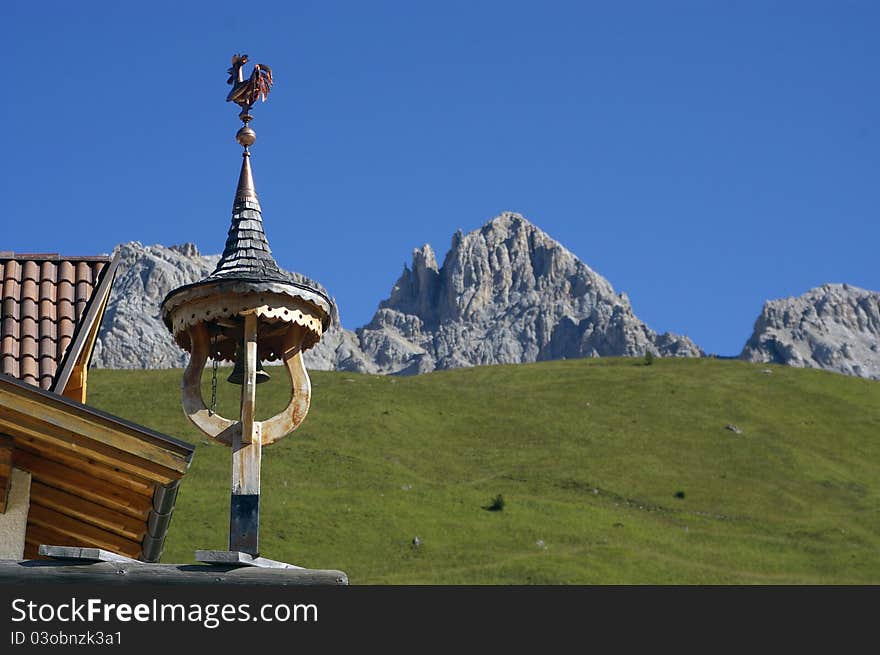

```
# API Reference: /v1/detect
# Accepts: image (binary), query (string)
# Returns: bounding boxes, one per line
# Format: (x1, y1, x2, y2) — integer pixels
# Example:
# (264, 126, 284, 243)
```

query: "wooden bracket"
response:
(181, 322, 312, 447)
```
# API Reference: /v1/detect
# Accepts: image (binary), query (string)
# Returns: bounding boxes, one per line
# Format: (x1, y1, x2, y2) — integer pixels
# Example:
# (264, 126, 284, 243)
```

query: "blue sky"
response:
(4, 1, 878, 355)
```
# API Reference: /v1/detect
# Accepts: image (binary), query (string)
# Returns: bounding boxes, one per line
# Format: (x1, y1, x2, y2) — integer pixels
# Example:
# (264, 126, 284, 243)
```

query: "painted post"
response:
(230, 313, 261, 555)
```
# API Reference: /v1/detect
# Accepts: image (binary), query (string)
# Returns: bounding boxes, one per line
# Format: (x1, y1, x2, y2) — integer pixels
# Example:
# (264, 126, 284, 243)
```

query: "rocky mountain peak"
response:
(92, 214, 704, 376)
(740, 283, 880, 379)
(92, 242, 220, 368)
(168, 242, 201, 258)
(358, 212, 702, 374)
(412, 243, 439, 273)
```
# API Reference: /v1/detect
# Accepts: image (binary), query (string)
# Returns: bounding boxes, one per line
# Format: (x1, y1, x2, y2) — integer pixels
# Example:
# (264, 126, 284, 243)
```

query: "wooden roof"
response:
(206, 152, 291, 284)
(0, 359, 194, 562)
(0, 252, 117, 394)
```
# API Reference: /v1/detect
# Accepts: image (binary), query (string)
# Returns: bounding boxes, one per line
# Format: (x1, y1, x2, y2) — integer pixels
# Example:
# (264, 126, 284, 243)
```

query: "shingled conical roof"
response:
(207, 151, 289, 283)
(160, 144, 333, 361)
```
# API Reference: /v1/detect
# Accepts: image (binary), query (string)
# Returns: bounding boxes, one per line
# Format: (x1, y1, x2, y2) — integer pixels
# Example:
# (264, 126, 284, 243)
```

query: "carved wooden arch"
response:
(182, 321, 312, 447)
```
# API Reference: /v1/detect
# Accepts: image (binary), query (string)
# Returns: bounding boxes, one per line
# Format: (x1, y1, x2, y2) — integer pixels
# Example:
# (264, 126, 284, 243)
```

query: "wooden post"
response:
(230, 313, 261, 555)
(0, 435, 13, 514)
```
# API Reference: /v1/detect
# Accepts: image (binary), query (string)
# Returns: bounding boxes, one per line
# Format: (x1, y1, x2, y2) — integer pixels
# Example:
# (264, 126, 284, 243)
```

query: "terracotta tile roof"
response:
(1, 253, 113, 390)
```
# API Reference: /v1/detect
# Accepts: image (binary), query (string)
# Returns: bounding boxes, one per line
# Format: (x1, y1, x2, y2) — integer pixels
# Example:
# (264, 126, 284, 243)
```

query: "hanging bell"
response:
(227, 344, 272, 385)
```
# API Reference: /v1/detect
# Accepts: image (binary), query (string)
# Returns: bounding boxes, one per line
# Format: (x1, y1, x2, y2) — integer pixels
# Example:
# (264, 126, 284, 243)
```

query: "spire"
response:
(235, 149, 257, 204)
(160, 53, 334, 362)
(207, 151, 289, 283)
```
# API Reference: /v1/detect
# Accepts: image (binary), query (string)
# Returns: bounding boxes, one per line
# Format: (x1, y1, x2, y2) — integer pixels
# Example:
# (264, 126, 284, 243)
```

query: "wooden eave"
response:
(0, 373, 194, 561)
(52, 253, 120, 401)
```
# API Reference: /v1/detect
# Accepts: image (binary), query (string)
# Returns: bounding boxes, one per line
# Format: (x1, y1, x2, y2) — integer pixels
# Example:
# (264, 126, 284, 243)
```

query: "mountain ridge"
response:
(93, 212, 879, 380)
(356, 212, 701, 374)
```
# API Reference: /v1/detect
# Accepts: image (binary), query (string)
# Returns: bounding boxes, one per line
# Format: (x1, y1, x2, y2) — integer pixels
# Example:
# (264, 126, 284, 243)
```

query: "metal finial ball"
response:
(236, 126, 257, 147)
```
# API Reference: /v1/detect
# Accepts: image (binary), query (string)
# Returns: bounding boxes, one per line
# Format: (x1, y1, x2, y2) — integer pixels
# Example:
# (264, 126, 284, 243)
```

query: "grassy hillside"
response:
(88, 358, 880, 584)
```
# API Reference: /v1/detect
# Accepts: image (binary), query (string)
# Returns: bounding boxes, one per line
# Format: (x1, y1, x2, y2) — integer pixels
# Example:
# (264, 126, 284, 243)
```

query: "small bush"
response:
(674, 490, 686, 499)
(644, 351, 655, 366)
(485, 494, 505, 512)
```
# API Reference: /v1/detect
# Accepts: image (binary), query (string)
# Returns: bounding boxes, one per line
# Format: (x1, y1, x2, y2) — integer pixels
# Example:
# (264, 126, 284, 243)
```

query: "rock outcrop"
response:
(356, 212, 702, 374)
(92, 213, 703, 374)
(91, 241, 367, 371)
(740, 283, 880, 379)
(92, 242, 219, 369)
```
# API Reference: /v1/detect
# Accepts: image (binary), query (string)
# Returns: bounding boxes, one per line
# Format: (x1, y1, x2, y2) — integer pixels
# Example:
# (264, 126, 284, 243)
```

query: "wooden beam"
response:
(39, 545, 139, 562)
(14, 449, 152, 519)
(0, 406, 182, 484)
(230, 312, 260, 555)
(53, 254, 118, 397)
(60, 365, 86, 405)
(29, 481, 146, 542)
(13, 438, 155, 497)
(0, 560, 349, 585)
(28, 503, 143, 558)
(25, 523, 80, 557)
(0, 380, 192, 475)
(23, 540, 41, 560)
(0, 434, 12, 513)
(61, 284, 110, 404)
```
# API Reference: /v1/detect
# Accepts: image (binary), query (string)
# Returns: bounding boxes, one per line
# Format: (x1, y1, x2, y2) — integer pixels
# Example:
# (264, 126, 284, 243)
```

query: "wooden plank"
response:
(14, 438, 155, 496)
(196, 550, 303, 569)
(60, 365, 85, 404)
(0, 406, 181, 484)
(38, 545, 138, 563)
(30, 481, 147, 542)
(0, 382, 190, 474)
(53, 255, 117, 398)
(25, 523, 82, 554)
(24, 532, 141, 562)
(0, 560, 349, 585)
(23, 540, 41, 560)
(234, 313, 260, 495)
(0, 477, 9, 514)
(28, 503, 143, 558)
(0, 435, 11, 513)
(14, 449, 152, 519)
(0, 404, 184, 482)
(239, 313, 258, 446)
(230, 313, 261, 556)
(61, 287, 109, 404)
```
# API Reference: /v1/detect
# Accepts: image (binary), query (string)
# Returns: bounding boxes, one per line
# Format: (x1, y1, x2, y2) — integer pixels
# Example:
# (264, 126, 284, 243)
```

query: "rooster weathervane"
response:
(226, 54, 273, 147)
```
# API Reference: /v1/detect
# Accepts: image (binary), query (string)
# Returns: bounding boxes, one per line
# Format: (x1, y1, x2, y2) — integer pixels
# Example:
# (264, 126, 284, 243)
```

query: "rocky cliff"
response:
(356, 212, 702, 374)
(92, 213, 703, 374)
(92, 242, 219, 369)
(91, 241, 370, 372)
(740, 283, 880, 379)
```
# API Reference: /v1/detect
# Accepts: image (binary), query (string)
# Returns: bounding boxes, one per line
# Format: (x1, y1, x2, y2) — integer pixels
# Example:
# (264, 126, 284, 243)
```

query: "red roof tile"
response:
(0, 254, 112, 391)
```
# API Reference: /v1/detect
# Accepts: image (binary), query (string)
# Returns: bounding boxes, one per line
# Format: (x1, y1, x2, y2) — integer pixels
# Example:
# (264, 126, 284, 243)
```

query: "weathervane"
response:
(160, 55, 332, 565)
(226, 53, 273, 149)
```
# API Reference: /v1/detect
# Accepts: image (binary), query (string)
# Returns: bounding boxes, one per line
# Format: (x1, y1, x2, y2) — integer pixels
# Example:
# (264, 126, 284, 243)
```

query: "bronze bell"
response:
(227, 345, 272, 385)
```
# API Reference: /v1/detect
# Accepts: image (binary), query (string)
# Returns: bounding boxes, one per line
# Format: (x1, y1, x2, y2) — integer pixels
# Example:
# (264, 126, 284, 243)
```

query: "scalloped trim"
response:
(162, 278, 332, 330)
(169, 292, 324, 335)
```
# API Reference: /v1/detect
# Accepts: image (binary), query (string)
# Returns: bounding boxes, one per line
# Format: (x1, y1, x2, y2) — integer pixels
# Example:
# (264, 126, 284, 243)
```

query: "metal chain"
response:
(209, 331, 219, 416)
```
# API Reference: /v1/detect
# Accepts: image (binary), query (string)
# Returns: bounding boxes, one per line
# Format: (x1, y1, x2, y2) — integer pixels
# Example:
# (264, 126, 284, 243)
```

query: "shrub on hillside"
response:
(484, 494, 505, 512)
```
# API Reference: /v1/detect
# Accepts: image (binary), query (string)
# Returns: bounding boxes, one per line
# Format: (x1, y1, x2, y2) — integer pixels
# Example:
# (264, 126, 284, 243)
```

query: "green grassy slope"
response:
(88, 358, 880, 584)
